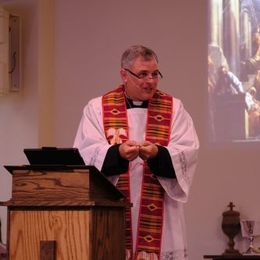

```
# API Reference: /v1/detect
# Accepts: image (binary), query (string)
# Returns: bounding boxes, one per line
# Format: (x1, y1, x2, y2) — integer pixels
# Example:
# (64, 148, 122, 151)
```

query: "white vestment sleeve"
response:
(74, 96, 199, 203)
(73, 97, 111, 171)
(157, 98, 199, 202)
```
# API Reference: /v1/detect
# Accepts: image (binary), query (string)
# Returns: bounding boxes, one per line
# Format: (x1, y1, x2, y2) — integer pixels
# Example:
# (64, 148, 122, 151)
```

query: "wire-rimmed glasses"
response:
(124, 68, 163, 80)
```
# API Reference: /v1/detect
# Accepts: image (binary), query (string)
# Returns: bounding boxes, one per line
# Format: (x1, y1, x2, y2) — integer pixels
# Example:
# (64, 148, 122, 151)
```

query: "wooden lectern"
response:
(2, 165, 128, 260)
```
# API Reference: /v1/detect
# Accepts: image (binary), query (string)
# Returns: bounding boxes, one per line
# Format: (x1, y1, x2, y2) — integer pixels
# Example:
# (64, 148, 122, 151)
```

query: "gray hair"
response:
(121, 45, 159, 68)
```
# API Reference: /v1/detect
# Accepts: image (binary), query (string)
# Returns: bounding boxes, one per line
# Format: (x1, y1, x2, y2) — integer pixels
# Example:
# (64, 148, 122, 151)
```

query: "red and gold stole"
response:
(102, 85, 173, 259)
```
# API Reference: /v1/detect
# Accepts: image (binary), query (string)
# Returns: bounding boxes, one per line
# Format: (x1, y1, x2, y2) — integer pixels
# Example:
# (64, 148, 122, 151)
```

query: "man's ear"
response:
(120, 68, 127, 82)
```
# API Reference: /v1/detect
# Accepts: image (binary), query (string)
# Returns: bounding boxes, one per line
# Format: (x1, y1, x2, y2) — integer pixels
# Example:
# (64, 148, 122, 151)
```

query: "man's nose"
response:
(145, 74, 157, 81)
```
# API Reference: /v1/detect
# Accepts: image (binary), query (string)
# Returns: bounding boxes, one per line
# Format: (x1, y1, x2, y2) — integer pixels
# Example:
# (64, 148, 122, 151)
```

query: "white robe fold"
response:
(74, 95, 199, 260)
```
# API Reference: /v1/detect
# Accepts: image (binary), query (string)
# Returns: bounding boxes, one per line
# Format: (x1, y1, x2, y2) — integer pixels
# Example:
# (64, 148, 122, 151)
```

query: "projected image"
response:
(208, 0, 260, 142)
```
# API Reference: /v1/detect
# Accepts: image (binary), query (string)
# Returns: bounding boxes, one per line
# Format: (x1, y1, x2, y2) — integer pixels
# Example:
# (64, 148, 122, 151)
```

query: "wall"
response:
(0, 0, 39, 243)
(53, 0, 207, 147)
(0, 0, 54, 243)
(0, 0, 260, 259)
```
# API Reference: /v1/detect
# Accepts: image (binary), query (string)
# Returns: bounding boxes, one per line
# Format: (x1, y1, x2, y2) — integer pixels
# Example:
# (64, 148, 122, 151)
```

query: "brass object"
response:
(221, 202, 241, 255)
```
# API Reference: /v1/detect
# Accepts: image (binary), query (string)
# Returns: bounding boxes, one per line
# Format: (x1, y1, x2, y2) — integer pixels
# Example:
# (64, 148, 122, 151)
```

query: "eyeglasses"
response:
(124, 68, 163, 80)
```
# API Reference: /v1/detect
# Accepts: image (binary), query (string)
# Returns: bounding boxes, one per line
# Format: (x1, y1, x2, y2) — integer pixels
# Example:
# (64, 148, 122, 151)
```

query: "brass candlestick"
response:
(221, 202, 241, 255)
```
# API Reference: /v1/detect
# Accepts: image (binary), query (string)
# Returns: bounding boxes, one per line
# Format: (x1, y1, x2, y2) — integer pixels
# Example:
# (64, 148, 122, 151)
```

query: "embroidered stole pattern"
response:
(102, 85, 173, 259)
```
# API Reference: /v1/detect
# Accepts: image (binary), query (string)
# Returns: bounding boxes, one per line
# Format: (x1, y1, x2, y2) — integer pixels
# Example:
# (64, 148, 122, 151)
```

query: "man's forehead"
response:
(131, 56, 158, 69)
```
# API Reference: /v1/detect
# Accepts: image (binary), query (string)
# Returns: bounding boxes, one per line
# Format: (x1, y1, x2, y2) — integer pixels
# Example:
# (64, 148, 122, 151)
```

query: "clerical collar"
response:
(125, 96, 148, 109)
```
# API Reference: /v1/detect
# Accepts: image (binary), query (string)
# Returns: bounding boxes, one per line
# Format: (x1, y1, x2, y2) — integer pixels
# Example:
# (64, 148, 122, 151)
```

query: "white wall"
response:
(0, 0, 260, 259)
(0, 0, 54, 243)
(53, 0, 206, 147)
(0, 0, 39, 243)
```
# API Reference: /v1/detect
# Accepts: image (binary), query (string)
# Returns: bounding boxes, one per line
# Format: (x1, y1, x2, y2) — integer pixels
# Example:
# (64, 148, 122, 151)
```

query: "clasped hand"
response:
(119, 140, 158, 161)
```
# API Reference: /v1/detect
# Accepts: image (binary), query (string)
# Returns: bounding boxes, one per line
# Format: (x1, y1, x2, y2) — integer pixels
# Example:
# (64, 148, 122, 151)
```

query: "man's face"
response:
(121, 57, 160, 101)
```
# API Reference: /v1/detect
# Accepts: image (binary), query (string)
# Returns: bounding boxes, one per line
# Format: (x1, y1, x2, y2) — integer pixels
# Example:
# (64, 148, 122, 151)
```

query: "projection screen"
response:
(208, 0, 260, 143)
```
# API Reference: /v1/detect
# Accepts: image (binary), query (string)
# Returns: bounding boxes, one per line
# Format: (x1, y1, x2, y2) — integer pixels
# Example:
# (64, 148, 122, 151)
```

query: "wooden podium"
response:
(2, 165, 128, 260)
